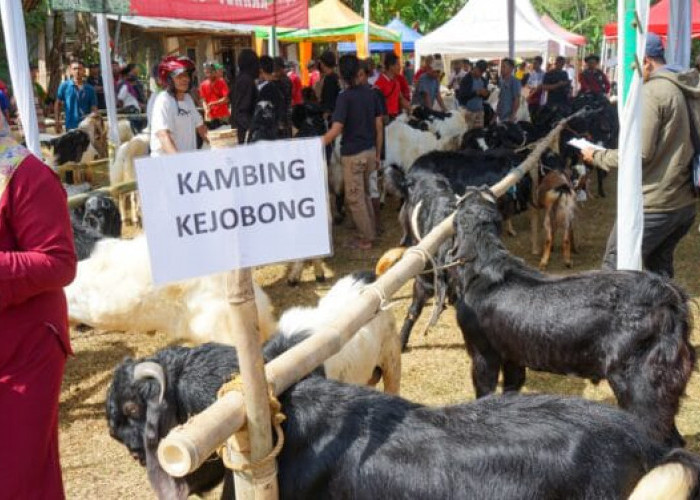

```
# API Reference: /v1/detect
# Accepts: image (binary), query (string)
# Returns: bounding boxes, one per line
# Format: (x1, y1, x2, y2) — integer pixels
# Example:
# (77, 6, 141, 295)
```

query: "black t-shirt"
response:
(321, 73, 341, 114)
(543, 70, 570, 105)
(332, 85, 381, 156)
(258, 80, 286, 127)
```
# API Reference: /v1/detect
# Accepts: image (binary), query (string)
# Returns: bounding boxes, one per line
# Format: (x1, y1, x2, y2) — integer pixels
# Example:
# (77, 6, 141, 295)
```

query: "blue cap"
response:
(645, 33, 665, 59)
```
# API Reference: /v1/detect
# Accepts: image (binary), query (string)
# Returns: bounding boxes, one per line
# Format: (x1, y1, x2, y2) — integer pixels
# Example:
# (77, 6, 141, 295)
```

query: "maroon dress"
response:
(0, 154, 76, 499)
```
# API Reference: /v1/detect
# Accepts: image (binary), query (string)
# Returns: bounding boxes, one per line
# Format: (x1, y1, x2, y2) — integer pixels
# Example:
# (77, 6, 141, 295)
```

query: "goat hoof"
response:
(538, 261, 548, 270)
(507, 229, 517, 237)
(565, 261, 573, 268)
(315, 275, 326, 283)
(287, 280, 299, 287)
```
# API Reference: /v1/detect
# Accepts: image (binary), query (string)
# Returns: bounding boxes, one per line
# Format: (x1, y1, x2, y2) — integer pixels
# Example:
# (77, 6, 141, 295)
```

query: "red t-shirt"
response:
(288, 71, 303, 105)
(375, 73, 401, 117)
(309, 70, 321, 88)
(199, 78, 231, 119)
(397, 74, 410, 102)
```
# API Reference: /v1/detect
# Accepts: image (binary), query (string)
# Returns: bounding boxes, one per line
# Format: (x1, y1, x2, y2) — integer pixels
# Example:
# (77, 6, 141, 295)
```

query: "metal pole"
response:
(621, 0, 636, 105)
(268, 26, 277, 57)
(364, 0, 370, 55)
(507, 0, 515, 60)
(0, 0, 40, 155)
(97, 14, 120, 149)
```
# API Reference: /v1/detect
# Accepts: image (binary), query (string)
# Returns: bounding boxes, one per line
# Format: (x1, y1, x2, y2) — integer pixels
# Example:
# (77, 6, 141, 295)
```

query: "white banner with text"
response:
(135, 138, 331, 284)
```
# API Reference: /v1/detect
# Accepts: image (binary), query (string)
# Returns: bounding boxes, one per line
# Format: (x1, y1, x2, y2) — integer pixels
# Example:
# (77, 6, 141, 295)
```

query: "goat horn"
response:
(410, 200, 423, 242)
(133, 361, 166, 405)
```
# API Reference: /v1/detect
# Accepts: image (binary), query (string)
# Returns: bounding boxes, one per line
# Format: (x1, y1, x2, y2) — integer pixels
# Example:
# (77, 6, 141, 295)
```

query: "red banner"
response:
(50, 0, 308, 29)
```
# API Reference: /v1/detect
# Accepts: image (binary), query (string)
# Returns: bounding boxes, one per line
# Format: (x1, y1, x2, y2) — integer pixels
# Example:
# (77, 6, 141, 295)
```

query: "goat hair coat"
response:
(0, 145, 77, 499)
(448, 188, 695, 447)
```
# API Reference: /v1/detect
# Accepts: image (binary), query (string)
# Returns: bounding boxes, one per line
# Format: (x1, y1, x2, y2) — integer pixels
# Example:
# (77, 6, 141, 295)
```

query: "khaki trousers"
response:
(341, 148, 377, 242)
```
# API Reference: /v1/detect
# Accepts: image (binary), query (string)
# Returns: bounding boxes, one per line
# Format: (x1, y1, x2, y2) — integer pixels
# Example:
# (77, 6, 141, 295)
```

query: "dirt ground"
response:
(60, 172, 700, 498)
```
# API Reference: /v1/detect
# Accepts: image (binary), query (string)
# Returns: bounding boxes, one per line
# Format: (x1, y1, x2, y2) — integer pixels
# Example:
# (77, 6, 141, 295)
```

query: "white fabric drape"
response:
(616, 0, 649, 271)
(0, 0, 40, 155)
(667, 0, 692, 69)
(96, 14, 120, 148)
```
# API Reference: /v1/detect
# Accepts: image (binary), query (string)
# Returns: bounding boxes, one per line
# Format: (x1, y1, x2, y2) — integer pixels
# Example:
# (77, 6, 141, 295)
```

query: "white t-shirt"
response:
(117, 83, 140, 110)
(146, 91, 159, 130)
(150, 92, 203, 157)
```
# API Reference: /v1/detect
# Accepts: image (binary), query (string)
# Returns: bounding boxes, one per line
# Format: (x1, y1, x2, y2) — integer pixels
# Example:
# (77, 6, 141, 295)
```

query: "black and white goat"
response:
(445, 187, 695, 447)
(246, 101, 278, 144)
(386, 149, 531, 247)
(71, 192, 121, 260)
(113, 341, 700, 499)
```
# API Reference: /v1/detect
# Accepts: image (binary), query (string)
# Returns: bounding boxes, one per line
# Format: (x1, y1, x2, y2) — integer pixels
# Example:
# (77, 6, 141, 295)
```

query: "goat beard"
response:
(144, 399, 190, 500)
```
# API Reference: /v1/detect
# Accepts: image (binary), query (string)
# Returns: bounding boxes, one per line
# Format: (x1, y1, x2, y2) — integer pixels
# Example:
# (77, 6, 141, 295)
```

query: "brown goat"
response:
(537, 171, 577, 269)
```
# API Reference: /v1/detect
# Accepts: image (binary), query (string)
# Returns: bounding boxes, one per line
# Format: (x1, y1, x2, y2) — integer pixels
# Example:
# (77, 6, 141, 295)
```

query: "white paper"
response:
(567, 137, 606, 151)
(135, 138, 332, 284)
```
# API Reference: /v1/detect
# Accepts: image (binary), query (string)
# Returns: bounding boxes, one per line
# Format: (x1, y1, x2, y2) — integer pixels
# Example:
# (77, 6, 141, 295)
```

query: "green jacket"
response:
(592, 68, 698, 213)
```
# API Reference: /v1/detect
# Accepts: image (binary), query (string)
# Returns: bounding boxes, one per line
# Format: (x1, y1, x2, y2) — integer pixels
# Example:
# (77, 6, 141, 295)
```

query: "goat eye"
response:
(122, 401, 140, 418)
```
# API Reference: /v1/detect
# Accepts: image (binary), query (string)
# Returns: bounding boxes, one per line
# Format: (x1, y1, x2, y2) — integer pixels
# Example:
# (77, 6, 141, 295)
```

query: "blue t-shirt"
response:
(496, 75, 521, 121)
(57, 79, 97, 130)
(412, 74, 439, 107)
(0, 90, 9, 112)
(466, 77, 485, 112)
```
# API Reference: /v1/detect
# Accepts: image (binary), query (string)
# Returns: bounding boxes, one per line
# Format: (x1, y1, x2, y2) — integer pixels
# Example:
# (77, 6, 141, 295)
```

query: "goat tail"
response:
(628, 449, 700, 500)
(645, 285, 695, 401)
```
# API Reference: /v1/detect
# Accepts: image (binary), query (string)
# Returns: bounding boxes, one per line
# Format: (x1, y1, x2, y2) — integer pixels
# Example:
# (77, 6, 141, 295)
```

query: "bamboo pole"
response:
(67, 180, 137, 209)
(210, 134, 274, 500)
(157, 108, 587, 478)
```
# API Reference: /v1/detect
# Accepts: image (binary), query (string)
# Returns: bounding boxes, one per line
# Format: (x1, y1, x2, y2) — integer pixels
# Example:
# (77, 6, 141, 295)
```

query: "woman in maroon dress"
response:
(0, 114, 76, 498)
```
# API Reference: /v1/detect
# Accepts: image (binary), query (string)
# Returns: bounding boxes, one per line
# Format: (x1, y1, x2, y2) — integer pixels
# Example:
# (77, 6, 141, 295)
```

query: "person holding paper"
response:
(581, 34, 697, 278)
(0, 112, 77, 499)
(150, 56, 208, 156)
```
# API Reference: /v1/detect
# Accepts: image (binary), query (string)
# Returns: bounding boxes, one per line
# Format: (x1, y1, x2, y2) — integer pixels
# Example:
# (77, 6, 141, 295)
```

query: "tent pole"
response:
(0, 0, 40, 155)
(616, 0, 648, 272)
(363, 0, 370, 57)
(507, 0, 515, 59)
(97, 14, 120, 151)
(269, 27, 277, 57)
(667, 0, 691, 69)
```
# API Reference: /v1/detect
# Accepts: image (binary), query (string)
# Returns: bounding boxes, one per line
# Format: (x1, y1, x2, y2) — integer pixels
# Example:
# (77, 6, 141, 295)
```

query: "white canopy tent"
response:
(415, 0, 576, 63)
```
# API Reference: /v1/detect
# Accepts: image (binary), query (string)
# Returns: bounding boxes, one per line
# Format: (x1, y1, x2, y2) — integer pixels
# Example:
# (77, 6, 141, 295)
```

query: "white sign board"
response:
(135, 138, 331, 284)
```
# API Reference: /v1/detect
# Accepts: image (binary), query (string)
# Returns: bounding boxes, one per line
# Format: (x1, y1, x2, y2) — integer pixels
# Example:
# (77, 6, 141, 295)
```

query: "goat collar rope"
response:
(216, 375, 286, 478)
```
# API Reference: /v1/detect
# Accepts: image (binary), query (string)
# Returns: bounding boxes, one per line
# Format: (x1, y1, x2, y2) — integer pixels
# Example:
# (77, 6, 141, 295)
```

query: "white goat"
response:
(277, 273, 401, 393)
(65, 236, 276, 345)
(111, 132, 149, 185)
(385, 111, 467, 169)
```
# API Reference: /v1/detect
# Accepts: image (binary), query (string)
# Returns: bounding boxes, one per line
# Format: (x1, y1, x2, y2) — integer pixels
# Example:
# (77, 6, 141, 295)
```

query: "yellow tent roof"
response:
(310, 0, 372, 29)
(256, 0, 400, 42)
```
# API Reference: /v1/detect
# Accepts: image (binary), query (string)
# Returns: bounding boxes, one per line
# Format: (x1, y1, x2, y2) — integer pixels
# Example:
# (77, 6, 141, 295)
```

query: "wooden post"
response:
(209, 132, 276, 500)
(157, 109, 586, 478)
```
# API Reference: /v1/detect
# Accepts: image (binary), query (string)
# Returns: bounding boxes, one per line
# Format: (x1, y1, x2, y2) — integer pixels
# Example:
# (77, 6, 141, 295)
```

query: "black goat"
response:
(274, 376, 700, 499)
(246, 101, 278, 144)
(111, 335, 700, 499)
(446, 187, 695, 447)
(107, 343, 240, 499)
(106, 336, 311, 499)
(291, 102, 326, 138)
(45, 129, 92, 166)
(411, 106, 452, 121)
